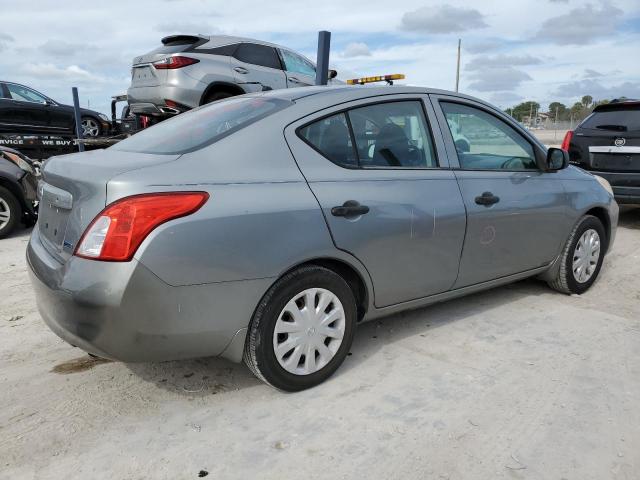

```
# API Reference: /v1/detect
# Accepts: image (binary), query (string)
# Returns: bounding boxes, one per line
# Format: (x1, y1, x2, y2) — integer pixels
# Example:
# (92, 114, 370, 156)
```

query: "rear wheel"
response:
(0, 186, 21, 239)
(202, 91, 234, 105)
(244, 265, 357, 391)
(548, 215, 606, 294)
(81, 117, 101, 137)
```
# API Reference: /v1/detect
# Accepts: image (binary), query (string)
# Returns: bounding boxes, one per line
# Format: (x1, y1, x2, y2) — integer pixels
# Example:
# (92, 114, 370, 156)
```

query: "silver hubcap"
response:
(0, 198, 10, 230)
(572, 229, 601, 283)
(81, 118, 99, 137)
(273, 288, 346, 376)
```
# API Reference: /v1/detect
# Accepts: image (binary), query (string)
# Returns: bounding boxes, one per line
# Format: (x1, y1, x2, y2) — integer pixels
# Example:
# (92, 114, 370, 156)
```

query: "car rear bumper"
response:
(585, 169, 640, 204)
(27, 227, 270, 363)
(127, 80, 206, 117)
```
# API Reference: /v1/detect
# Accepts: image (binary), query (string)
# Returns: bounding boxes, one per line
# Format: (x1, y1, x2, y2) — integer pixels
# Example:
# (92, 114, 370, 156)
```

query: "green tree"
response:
(548, 102, 567, 121)
(510, 101, 540, 122)
(581, 95, 593, 108)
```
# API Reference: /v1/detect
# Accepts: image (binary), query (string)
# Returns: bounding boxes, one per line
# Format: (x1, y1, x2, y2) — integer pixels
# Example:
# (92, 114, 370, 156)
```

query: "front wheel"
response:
(548, 215, 606, 294)
(81, 117, 101, 137)
(244, 265, 357, 391)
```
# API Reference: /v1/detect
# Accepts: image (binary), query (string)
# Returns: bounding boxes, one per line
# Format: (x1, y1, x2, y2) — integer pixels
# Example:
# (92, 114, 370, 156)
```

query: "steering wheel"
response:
(500, 157, 524, 169)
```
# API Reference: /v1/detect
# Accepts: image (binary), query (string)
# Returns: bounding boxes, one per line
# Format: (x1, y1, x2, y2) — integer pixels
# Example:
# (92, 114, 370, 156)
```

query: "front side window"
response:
(299, 100, 437, 169)
(441, 102, 537, 170)
(280, 50, 316, 77)
(111, 97, 290, 155)
(7, 84, 48, 104)
(234, 43, 281, 70)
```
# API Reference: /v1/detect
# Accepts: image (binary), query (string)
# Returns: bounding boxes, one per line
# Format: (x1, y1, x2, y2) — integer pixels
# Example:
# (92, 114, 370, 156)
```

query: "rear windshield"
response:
(580, 108, 640, 132)
(111, 97, 290, 155)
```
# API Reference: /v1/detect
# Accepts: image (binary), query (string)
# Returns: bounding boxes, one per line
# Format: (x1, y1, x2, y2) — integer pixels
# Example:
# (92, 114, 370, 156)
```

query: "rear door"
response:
(231, 43, 287, 91)
(279, 49, 316, 87)
(431, 95, 567, 288)
(285, 95, 466, 308)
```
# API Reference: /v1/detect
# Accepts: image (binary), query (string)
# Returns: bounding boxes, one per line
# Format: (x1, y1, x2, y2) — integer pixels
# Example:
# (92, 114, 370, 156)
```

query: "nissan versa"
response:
(28, 86, 618, 391)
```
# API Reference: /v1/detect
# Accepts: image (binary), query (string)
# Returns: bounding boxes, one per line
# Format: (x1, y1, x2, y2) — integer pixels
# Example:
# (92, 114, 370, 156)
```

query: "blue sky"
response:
(0, 0, 638, 115)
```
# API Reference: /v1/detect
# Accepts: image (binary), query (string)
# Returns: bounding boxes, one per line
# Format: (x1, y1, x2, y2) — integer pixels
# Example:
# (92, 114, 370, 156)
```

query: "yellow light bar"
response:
(346, 74, 405, 85)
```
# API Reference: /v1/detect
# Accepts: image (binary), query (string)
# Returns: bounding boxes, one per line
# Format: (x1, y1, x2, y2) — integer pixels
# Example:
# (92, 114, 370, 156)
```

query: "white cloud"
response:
(466, 54, 542, 71)
(19, 63, 106, 84)
(400, 5, 487, 34)
(467, 67, 532, 92)
(534, 3, 624, 45)
(341, 42, 371, 58)
(153, 22, 220, 34)
(554, 79, 640, 101)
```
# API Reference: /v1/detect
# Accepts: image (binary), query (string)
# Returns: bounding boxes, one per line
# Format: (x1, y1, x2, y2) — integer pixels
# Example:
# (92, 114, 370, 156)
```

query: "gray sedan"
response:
(27, 86, 618, 391)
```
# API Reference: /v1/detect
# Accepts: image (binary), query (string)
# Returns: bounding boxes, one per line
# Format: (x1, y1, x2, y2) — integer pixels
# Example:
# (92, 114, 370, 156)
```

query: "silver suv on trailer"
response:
(127, 34, 335, 118)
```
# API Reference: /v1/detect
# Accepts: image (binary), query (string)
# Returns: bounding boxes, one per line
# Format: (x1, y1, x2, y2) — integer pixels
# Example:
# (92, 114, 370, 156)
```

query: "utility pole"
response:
(455, 38, 461, 93)
(315, 31, 331, 86)
(554, 106, 559, 141)
(528, 102, 533, 128)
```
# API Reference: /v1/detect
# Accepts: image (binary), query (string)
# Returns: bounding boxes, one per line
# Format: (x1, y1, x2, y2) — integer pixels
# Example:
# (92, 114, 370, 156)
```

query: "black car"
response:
(0, 146, 38, 238)
(563, 99, 640, 204)
(0, 81, 110, 138)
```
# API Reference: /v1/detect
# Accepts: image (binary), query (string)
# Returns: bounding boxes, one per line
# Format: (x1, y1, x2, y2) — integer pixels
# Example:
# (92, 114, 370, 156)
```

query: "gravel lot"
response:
(1, 208, 639, 480)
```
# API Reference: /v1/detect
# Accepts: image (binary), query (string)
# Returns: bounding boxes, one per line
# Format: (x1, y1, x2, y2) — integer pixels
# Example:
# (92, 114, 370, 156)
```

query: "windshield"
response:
(580, 108, 640, 132)
(111, 97, 291, 155)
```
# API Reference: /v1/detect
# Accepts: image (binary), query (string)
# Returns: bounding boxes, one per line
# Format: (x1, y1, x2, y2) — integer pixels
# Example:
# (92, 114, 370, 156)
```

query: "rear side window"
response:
(299, 113, 357, 168)
(234, 43, 282, 69)
(580, 108, 640, 132)
(298, 100, 437, 169)
(111, 97, 290, 155)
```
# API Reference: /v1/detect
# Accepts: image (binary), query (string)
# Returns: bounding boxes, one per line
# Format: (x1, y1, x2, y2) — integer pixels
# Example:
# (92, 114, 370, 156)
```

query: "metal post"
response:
(72, 87, 84, 152)
(315, 31, 331, 86)
(455, 39, 461, 93)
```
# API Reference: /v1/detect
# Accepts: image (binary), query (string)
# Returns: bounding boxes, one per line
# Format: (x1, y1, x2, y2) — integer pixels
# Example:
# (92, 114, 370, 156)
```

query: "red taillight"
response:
(75, 192, 209, 262)
(561, 130, 573, 151)
(153, 56, 200, 69)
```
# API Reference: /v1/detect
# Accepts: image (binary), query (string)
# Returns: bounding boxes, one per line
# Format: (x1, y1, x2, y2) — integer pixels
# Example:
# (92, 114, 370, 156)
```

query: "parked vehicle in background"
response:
(0, 82, 110, 138)
(29, 86, 617, 391)
(127, 34, 338, 119)
(563, 99, 640, 204)
(0, 146, 38, 238)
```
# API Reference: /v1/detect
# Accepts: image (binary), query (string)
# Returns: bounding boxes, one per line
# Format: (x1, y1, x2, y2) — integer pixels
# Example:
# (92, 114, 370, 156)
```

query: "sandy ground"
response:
(1, 208, 639, 480)
(531, 129, 569, 147)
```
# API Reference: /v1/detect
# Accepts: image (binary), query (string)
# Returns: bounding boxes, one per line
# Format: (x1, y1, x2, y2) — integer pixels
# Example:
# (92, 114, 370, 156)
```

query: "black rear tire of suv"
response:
(0, 186, 21, 239)
(203, 91, 234, 105)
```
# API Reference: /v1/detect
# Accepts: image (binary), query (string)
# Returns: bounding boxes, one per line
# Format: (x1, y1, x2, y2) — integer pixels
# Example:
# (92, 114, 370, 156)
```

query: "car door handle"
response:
(331, 200, 370, 218)
(234, 67, 249, 74)
(475, 192, 500, 206)
(289, 76, 302, 83)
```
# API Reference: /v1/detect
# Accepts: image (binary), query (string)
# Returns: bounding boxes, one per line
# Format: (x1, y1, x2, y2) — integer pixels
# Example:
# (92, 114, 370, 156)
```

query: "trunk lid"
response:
(38, 149, 179, 263)
(572, 128, 640, 172)
(130, 35, 206, 88)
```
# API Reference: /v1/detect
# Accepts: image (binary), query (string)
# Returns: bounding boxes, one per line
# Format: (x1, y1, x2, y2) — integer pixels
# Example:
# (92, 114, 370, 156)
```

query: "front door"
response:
(279, 49, 316, 87)
(3, 83, 49, 132)
(286, 96, 467, 307)
(432, 96, 567, 288)
(231, 43, 287, 91)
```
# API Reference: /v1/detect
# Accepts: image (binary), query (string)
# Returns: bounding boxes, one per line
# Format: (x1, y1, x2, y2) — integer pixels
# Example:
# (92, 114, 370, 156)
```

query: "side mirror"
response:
(545, 147, 569, 171)
(328, 69, 338, 79)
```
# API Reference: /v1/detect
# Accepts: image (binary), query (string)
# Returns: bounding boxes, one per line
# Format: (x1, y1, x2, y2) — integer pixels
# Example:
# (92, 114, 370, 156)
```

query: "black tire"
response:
(202, 91, 234, 105)
(81, 116, 102, 137)
(0, 186, 21, 239)
(548, 215, 606, 294)
(244, 265, 357, 391)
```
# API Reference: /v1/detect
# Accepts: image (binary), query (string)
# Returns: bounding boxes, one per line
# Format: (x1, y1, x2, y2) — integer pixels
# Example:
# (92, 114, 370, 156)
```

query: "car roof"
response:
(252, 84, 490, 107)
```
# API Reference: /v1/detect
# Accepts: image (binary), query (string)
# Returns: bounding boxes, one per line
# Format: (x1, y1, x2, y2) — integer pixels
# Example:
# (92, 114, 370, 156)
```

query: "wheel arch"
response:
(199, 82, 246, 105)
(278, 257, 371, 322)
(584, 206, 611, 251)
(0, 175, 27, 212)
